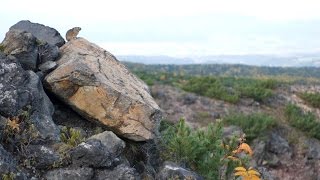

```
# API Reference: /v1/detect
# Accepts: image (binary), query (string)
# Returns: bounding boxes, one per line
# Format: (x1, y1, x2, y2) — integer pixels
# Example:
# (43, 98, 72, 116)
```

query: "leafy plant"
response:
(181, 76, 276, 103)
(161, 119, 225, 179)
(2, 173, 15, 180)
(60, 127, 84, 147)
(298, 92, 320, 108)
(224, 134, 260, 180)
(285, 104, 320, 139)
(224, 113, 276, 141)
(0, 44, 5, 52)
(234, 167, 260, 180)
(160, 119, 260, 179)
(1, 106, 39, 157)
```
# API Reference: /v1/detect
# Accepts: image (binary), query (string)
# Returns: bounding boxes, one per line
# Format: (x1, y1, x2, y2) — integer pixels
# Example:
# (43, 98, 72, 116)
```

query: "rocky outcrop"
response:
(0, 53, 59, 141)
(45, 38, 161, 141)
(10, 20, 65, 47)
(1, 29, 38, 71)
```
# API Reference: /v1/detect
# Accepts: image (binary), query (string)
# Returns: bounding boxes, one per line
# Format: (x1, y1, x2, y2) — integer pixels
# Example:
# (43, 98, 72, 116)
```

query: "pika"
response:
(66, 27, 81, 41)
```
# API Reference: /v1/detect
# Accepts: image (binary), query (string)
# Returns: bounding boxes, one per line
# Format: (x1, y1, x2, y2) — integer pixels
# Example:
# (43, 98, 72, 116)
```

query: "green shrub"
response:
(285, 104, 320, 139)
(182, 76, 276, 103)
(2, 173, 15, 180)
(298, 92, 320, 108)
(0, 44, 5, 52)
(161, 119, 225, 179)
(60, 127, 84, 147)
(182, 77, 240, 103)
(224, 113, 276, 141)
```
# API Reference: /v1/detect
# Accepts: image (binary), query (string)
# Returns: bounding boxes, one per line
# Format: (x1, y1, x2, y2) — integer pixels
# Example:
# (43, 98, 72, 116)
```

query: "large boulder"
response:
(0, 53, 59, 141)
(10, 20, 65, 47)
(44, 38, 161, 141)
(1, 29, 38, 71)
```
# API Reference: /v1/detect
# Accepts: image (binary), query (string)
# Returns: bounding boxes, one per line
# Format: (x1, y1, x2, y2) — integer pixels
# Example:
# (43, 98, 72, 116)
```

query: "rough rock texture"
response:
(1, 29, 38, 71)
(157, 161, 203, 180)
(38, 61, 57, 74)
(253, 131, 292, 168)
(0, 144, 17, 174)
(268, 132, 292, 157)
(10, 20, 65, 47)
(257, 167, 276, 180)
(26, 145, 59, 169)
(44, 167, 94, 180)
(70, 139, 114, 168)
(95, 164, 138, 180)
(88, 130, 126, 157)
(45, 38, 161, 141)
(38, 42, 60, 64)
(305, 138, 320, 160)
(0, 53, 59, 141)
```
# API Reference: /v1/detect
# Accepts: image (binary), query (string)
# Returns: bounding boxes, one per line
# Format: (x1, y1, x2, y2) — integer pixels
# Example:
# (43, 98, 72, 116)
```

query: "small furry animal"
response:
(66, 27, 81, 41)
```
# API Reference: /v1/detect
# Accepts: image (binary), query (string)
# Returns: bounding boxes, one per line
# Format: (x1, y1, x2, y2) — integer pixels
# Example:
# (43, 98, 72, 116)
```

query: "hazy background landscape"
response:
(2, 0, 320, 67)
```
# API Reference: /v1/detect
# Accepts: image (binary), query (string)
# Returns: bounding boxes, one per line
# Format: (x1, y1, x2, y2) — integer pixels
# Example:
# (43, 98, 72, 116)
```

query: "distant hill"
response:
(123, 62, 320, 79)
(117, 54, 320, 67)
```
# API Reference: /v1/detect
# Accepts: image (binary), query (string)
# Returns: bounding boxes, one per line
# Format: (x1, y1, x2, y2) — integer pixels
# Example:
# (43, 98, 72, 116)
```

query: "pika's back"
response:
(66, 27, 81, 41)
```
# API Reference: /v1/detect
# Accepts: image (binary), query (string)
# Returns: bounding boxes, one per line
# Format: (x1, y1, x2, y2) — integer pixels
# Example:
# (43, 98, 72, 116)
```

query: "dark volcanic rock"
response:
(305, 138, 320, 160)
(0, 144, 17, 174)
(38, 61, 57, 74)
(95, 164, 138, 180)
(0, 54, 59, 141)
(70, 139, 114, 168)
(10, 20, 65, 47)
(1, 29, 38, 71)
(38, 42, 60, 64)
(26, 145, 59, 169)
(88, 131, 125, 157)
(182, 94, 197, 105)
(268, 132, 292, 157)
(43, 167, 94, 180)
(157, 161, 203, 180)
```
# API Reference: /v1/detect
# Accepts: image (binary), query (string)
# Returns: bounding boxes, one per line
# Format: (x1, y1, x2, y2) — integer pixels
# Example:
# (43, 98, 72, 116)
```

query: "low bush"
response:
(224, 113, 276, 141)
(60, 127, 84, 147)
(285, 104, 320, 139)
(161, 119, 225, 179)
(160, 119, 260, 179)
(182, 76, 277, 103)
(298, 92, 320, 108)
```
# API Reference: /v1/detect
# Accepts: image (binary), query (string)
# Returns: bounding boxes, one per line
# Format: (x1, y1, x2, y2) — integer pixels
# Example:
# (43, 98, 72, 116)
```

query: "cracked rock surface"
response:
(44, 38, 161, 141)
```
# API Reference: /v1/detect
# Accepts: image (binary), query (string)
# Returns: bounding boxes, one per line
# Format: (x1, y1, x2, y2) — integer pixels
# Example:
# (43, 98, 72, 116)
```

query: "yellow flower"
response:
(234, 167, 260, 180)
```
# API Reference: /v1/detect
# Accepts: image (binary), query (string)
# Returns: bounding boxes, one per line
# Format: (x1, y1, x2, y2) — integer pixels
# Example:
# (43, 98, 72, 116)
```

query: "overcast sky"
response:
(1, 0, 320, 57)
